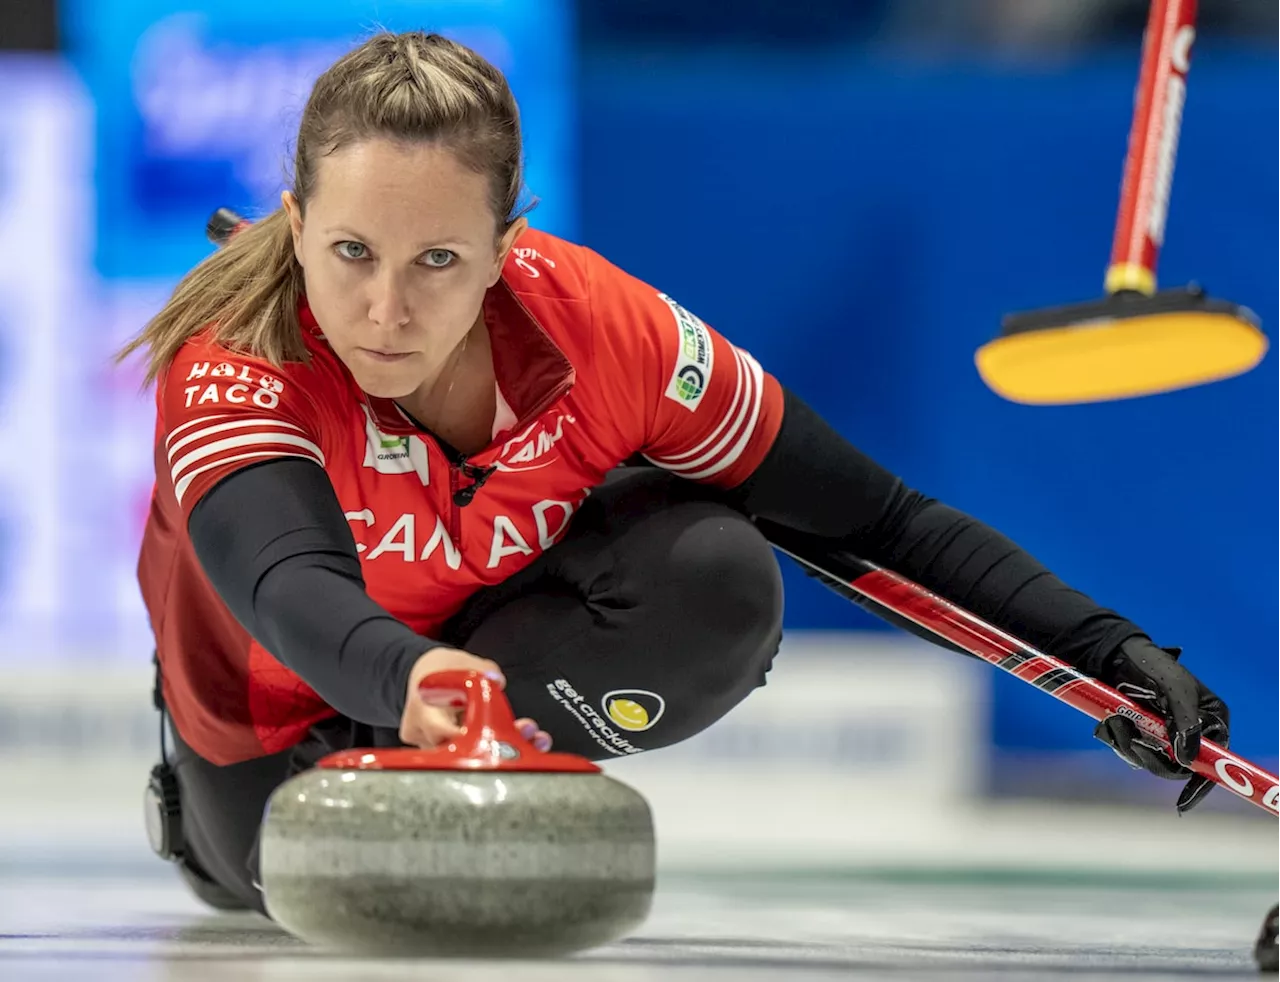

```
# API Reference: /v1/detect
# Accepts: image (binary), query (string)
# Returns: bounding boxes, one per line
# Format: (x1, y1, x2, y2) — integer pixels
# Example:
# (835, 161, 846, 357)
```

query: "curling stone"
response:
(258, 670, 655, 957)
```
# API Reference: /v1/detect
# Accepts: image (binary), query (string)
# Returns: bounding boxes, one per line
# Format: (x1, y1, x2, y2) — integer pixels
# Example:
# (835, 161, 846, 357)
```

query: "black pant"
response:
(166, 468, 784, 912)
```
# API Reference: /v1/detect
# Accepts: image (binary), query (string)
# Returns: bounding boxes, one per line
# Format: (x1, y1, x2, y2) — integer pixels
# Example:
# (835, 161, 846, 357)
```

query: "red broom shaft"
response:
(1107, 0, 1198, 295)
(770, 540, 1278, 817)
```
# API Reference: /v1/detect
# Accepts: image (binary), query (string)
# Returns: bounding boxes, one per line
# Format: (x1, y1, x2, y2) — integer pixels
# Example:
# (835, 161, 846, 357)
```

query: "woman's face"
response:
(284, 138, 524, 400)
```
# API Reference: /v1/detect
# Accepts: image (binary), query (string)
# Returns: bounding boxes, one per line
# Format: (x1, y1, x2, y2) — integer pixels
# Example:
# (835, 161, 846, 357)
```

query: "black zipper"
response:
(387, 400, 497, 511)
(432, 448, 491, 542)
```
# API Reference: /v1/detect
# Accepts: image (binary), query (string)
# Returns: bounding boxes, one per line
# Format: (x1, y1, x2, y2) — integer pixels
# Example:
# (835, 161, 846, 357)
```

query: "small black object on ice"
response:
(1256, 904, 1278, 973)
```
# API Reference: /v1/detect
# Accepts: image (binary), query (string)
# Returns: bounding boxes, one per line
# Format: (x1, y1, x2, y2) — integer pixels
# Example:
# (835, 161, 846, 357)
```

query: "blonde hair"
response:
(120, 31, 530, 382)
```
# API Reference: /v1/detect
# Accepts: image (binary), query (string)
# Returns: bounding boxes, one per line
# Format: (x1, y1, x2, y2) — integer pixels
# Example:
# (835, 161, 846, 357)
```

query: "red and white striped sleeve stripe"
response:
(644, 343, 765, 481)
(165, 413, 326, 506)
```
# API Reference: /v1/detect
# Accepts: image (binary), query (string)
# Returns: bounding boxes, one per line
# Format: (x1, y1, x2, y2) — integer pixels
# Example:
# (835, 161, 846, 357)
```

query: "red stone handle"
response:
(317, 670, 601, 773)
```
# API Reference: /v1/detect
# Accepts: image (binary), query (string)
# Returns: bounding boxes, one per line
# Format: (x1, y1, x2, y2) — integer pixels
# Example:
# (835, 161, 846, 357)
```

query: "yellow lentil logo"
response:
(603, 689, 665, 732)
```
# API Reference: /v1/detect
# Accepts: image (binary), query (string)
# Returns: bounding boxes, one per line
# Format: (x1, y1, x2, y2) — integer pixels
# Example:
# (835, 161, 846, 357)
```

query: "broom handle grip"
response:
(1106, 0, 1198, 297)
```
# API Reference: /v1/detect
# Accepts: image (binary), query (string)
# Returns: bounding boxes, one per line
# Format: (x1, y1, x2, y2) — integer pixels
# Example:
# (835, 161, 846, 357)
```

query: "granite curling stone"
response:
(258, 670, 655, 957)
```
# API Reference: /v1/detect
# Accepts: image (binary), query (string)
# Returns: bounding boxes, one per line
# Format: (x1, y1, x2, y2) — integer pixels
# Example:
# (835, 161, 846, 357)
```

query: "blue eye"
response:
(422, 249, 456, 268)
(335, 241, 368, 260)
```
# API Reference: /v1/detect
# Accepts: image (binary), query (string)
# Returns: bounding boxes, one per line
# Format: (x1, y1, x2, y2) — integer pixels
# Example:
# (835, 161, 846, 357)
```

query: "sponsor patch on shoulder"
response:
(658, 293, 714, 412)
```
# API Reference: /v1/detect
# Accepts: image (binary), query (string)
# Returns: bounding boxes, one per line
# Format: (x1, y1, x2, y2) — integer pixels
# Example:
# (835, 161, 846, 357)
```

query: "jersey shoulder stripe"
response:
(644, 344, 766, 481)
(168, 414, 325, 504)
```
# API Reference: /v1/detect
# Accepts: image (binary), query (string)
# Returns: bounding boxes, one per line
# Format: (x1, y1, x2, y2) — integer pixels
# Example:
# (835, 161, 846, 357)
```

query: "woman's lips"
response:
(360, 348, 413, 363)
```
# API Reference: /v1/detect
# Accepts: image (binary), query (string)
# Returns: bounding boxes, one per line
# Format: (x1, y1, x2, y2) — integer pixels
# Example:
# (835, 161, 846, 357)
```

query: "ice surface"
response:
(2, 858, 1271, 981)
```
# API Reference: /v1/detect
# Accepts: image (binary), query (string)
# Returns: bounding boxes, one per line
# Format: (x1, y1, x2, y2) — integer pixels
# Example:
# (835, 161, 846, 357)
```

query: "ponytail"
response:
(118, 208, 306, 383)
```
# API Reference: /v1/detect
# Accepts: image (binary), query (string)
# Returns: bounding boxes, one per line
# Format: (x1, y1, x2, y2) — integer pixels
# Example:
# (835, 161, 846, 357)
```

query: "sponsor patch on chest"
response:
(361, 407, 430, 485)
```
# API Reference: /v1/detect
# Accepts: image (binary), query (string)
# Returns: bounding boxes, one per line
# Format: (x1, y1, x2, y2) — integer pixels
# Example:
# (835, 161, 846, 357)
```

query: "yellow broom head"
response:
(976, 287, 1267, 405)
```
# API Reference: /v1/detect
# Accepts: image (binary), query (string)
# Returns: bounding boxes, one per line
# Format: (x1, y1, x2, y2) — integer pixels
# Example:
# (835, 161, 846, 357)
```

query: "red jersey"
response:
(139, 229, 785, 764)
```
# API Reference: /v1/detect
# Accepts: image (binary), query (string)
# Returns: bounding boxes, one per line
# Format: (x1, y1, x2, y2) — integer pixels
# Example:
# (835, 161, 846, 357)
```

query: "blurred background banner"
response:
(0, 0, 1273, 816)
(62, 0, 577, 278)
(0, 59, 92, 659)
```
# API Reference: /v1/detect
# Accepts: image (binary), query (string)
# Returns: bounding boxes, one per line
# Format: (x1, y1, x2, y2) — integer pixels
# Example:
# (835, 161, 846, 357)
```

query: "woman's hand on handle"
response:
(400, 648, 552, 751)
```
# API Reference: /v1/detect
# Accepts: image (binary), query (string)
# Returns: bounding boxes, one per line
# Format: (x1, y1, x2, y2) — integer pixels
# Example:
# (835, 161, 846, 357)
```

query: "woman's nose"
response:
(367, 270, 411, 327)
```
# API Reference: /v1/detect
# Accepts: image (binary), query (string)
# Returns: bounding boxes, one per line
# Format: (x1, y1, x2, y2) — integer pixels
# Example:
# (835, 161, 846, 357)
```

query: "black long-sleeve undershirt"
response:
(188, 458, 446, 728)
(729, 389, 1145, 676)
(187, 385, 1145, 728)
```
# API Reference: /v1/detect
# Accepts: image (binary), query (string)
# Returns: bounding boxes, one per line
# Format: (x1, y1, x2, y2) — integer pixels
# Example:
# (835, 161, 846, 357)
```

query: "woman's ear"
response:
(281, 191, 305, 267)
(491, 217, 529, 285)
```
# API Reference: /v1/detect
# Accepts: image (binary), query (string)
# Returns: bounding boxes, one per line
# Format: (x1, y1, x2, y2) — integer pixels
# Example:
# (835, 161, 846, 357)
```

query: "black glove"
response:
(1093, 637, 1229, 813)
